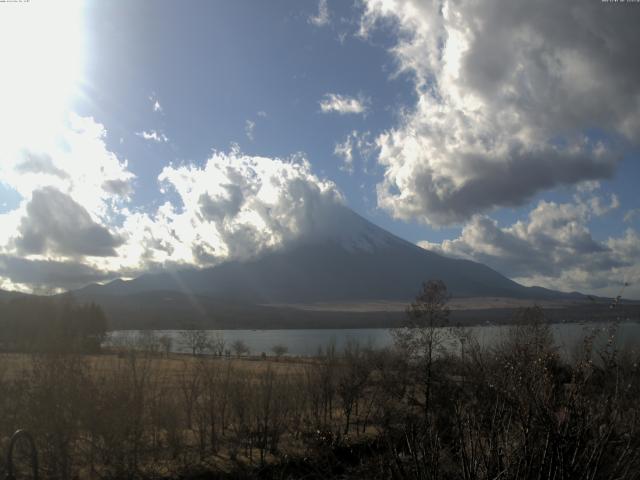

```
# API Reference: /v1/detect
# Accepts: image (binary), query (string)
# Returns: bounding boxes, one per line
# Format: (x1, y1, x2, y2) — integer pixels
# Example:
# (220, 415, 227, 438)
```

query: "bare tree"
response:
(337, 340, 372, 434)
(137, 330, 160, 354)
(231, 339, 249, 357)
(210, 332, 226, 357)
(158, 335, 173, 357)
(392, 279, 450, 420)
(271, 344, 288, 359)
(180, 330, 210, 356)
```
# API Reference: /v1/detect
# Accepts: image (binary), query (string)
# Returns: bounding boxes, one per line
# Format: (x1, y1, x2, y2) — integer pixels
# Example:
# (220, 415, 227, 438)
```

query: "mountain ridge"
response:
(74, 206, 584, 304)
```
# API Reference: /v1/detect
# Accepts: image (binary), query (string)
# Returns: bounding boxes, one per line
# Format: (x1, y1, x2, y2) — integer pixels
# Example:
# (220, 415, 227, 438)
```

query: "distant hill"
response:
(0, 289, 29, 302)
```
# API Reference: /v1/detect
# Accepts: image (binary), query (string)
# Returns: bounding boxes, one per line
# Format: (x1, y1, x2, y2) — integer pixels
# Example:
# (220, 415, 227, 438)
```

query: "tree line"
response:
(0, 294, 108, 353)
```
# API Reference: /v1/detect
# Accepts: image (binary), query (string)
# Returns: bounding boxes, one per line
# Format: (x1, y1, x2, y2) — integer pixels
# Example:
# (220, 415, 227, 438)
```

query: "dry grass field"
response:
(2, 307, 640, 479)
(0, 348, 371, 479)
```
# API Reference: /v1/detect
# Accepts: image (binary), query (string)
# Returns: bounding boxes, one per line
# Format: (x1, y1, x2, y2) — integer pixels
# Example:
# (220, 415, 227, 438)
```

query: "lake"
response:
(107, 321, 640, 358)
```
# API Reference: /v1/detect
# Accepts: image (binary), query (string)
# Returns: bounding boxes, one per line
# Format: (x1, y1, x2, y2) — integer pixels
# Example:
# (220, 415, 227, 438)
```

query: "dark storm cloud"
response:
(402, 145, 618, 226)
(0, 255, 116, 291)
(458, 0, 640, 137)
(15, 187, 123, 257)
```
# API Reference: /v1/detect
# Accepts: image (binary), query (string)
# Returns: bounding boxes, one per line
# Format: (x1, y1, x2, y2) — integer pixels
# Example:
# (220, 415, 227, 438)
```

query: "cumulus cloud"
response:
(1, 114, 135, 213)
(309, 0, 330, 27)
(0, 114, 136, 290)
(361, 0, 640, 226)
(334, 130, 376, 174)
(151, 148, 344, 263)
(0, 108, 344, 292)
(419, 194, 638, 297)
(43, 149, 343, 281)
(0, 147, 344, 291)
(136, 130, 169, 143)
(319, 93, 370, 115)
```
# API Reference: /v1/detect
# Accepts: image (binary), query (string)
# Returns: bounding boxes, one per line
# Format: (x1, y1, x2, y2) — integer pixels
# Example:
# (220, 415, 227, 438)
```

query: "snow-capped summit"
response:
(290, 205, 397, 253)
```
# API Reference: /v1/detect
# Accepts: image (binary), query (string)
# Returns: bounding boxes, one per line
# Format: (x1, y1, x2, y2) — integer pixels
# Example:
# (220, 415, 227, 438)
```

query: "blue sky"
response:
(0, 0, 639, 298)
(74, 0, 440, 241)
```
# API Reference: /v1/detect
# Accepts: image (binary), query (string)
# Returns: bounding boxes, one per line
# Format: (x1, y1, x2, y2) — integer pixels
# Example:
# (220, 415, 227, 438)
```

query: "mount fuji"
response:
(69, 206, 594, 328)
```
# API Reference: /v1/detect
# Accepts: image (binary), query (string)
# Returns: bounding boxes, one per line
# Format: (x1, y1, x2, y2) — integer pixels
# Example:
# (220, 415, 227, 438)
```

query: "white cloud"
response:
(576, 181, 601, 194)
(419, 195, 639, 298)
(0, 141, 345, 291)
(245, 120, 255, 141)
(334, 130, 376, 174)
(588, 193, 619, 217)
(136, 130, 169, 143)
(149, 94, 163, 113)
(319, 93, 370, 115)
(361, 0, 639, 226)
(624, 209, 640, 224)
(0, 114, 136, 290)
(151, 149, 344, 264)
(309, 0, 330, 27)
(334, 138, 354, 173)
(0, 99, 352, 292)
(0, 114, 135, 216)
(245, 112, 269, 141)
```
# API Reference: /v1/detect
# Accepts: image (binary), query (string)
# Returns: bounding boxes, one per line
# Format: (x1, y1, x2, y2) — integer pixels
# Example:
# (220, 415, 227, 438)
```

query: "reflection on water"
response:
(106, 322, 640, 358)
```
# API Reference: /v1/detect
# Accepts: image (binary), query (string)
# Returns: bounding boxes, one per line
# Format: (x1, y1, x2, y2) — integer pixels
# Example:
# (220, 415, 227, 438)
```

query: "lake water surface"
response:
(107, 322, 640, 358)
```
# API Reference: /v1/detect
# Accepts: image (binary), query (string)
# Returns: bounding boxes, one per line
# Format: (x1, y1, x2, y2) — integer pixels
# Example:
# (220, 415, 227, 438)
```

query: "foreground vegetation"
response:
(1, 283, 639, 479)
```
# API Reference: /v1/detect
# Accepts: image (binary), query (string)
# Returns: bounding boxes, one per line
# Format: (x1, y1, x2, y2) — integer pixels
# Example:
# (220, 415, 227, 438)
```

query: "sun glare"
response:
(0, 0, 84, 153)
